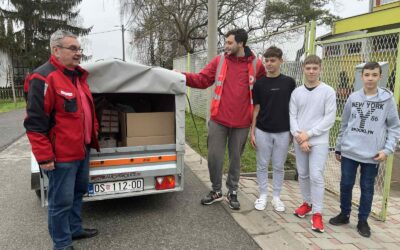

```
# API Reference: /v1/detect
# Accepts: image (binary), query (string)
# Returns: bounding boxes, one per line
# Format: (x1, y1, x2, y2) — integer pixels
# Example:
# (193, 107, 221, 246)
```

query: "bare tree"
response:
(121, 0, 337, 68)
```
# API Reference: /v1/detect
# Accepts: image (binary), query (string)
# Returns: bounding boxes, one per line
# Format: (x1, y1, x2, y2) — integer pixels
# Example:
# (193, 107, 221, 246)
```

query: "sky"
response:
(78, 0, 372, 63)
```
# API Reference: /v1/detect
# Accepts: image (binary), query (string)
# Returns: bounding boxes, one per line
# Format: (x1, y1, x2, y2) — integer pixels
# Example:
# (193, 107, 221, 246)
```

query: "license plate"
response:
(88, 179, 144, 196)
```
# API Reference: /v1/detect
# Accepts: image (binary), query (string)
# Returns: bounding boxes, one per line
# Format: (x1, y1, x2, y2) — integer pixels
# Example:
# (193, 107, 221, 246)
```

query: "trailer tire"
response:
(35, 189, 41, 198)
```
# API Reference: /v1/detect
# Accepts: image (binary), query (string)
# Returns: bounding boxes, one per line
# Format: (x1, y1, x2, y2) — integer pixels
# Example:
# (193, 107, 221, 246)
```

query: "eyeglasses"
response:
(56, 45, 83, 53)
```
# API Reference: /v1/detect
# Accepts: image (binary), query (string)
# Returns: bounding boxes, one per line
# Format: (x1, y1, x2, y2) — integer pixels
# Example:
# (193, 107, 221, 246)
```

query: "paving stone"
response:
(253, 231, 308, 250)
(279, 212, 307, 223)
(281, 222, 307, 233)
(241, 187, 259, 196)
(306, 228, 333, 239)
(231, 213, 267, 235)
(336, 244, 360, 250)
(380, 243, 400, 250)
(309, 238, 343, 249)
(370, 232, 398, 243)
(330, 232, 361, 244)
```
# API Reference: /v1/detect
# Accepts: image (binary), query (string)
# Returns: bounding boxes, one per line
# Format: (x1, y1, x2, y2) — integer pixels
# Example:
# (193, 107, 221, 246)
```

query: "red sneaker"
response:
(311, 213, 325, 233)
(294, 202, 312, 218)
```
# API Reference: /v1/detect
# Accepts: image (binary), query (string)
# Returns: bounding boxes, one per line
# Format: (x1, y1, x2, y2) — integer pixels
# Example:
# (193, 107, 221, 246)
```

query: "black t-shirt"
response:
(252, 74, 296, 133)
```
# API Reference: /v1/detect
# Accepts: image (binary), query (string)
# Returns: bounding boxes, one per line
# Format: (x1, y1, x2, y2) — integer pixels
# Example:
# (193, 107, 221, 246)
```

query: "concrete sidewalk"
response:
(184, 145, 400, 250)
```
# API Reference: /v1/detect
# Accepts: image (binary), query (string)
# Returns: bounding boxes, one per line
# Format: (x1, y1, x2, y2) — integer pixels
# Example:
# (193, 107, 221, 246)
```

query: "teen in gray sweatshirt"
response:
(329, 62, 400, 238)
(335, 87, 399, 163)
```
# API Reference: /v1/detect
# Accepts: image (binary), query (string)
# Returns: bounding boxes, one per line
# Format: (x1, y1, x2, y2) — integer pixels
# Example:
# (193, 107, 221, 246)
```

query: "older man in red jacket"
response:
(184, 29, 265, 210)
(24, 30, 99, 250)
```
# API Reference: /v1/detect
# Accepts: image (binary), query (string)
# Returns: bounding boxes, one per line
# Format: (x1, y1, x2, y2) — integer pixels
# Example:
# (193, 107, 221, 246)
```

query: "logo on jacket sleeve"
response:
(44, 83, 48, 96)
(60, 90, 73, 97)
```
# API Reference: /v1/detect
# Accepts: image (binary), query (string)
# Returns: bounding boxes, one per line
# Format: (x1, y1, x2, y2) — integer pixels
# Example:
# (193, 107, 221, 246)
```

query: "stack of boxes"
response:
(98, 109, 119, 148)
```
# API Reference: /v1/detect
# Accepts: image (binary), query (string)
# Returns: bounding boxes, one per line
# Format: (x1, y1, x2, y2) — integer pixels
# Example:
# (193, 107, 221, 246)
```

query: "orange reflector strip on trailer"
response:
(89, 155, 177, 168)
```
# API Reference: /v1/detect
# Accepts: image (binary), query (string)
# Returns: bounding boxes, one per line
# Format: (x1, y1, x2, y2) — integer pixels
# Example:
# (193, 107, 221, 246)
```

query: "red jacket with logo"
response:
(184, 47, 265, 128)
(24, 55, 99, 164)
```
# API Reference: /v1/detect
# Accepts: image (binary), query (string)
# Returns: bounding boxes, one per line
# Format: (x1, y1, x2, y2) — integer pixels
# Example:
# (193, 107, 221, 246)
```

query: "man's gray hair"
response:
(49, 30, 77, 49)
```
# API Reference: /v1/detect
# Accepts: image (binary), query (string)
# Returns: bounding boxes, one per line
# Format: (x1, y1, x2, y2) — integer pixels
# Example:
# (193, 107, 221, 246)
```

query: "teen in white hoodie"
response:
(289, 55, 336, 233)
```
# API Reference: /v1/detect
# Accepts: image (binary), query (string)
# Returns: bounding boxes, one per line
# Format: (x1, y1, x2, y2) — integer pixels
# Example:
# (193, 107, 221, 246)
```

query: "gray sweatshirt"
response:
(289, 82, 337, 146)
(336, 88, 400, 164)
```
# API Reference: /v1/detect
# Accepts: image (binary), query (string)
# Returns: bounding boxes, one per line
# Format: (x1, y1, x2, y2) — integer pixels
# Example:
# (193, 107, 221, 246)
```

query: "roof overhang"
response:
(332, 4, 400, 35)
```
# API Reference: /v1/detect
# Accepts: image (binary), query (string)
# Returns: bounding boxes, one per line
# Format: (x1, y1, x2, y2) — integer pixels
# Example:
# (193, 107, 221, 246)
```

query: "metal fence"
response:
(0, 86, 24, 103)
(316, 28, 400, 221)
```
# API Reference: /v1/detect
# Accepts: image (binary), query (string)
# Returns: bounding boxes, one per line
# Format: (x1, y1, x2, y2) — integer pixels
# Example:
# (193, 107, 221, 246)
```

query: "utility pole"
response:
(121, 24, 126, 61)
(369, 0, 375, 12)
(206, 0, 218, 124)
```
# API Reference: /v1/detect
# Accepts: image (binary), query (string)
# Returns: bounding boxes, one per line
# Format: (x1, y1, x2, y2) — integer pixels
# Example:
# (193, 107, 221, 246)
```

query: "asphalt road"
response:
(0, 132, 260, 250)
(0, 109, 25, 151)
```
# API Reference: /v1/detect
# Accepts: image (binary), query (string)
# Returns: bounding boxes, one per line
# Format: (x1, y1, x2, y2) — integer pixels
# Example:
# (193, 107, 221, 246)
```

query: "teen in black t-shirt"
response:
(252, 74, 296, 132)
(250, 46, 296, 212)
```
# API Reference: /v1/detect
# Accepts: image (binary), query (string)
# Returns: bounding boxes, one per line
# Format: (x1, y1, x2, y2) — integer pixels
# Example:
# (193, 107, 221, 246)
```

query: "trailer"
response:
(30, 59, 186, 206)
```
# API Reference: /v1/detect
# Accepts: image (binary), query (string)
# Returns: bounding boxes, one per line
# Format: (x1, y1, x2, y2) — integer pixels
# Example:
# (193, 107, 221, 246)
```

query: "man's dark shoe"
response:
(72, 228, 98, 240)
(357, 220, 371, 238)
(201, 191, 223, 205)
(329, 213, 350, 226)
(58, 246, 74, 250)
(226, 190, 240, 210)
(62, 246, 75, 250)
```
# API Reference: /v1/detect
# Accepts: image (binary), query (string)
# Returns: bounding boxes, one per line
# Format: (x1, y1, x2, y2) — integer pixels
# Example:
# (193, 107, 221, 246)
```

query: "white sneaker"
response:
(271, 197, 285, 212)
(254, 198, 267, 211)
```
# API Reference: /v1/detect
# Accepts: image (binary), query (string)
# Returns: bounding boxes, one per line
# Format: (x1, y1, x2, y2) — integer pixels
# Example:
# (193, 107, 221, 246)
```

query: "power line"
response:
(84, 29, 120, 36)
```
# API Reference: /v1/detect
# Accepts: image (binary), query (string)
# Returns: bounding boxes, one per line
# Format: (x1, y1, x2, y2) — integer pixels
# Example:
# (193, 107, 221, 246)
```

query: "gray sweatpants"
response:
(207, 120, 249, 192)
(294, 143, 329, 213)
(255, 128, 290, 198)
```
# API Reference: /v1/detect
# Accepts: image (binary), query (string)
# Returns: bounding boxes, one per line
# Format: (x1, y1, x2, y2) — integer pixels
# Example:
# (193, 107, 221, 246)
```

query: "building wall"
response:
(0, 51, 11, 87)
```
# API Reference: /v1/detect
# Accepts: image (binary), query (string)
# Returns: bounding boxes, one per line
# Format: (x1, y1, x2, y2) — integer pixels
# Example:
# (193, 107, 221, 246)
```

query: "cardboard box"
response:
(120, 112, 175, 146)
(125, 112, 175, 137)
(126, 135, 175, 147)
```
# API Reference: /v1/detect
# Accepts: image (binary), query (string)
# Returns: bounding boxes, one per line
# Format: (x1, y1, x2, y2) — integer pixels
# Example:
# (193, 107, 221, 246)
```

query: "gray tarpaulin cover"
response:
(82, 59, 186, 152)
(83, 59, 186, 94)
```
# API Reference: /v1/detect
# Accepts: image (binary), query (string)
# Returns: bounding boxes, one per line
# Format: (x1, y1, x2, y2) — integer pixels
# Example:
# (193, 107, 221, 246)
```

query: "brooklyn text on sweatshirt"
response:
(336, 88, 400, 164)
(289, 82, 337, 146)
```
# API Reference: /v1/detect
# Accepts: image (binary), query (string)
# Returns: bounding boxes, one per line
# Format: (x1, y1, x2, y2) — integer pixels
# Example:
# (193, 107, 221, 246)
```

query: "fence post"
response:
(186, 53, 191, 110)
(304, 22, 311, 57)
(308, 20, 317, 55)
(380, 32, 400, 221)
(10, 72, 17, 106)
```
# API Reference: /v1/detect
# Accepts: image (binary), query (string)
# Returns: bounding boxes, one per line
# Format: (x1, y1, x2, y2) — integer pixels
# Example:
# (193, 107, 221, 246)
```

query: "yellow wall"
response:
(333, 7, 400, 35)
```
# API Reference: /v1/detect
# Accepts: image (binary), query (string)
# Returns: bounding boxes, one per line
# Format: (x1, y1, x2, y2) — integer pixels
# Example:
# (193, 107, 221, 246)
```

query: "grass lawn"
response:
(185, 112, 296, 173)
(0, 100, 26, 113)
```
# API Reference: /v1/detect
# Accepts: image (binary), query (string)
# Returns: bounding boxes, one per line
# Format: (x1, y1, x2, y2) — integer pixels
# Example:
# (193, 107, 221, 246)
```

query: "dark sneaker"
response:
(201, 191, 223, 205)
(226, 190, 240, 210)
(357, 220, 371, 238)
(329, 213, 350, 226)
